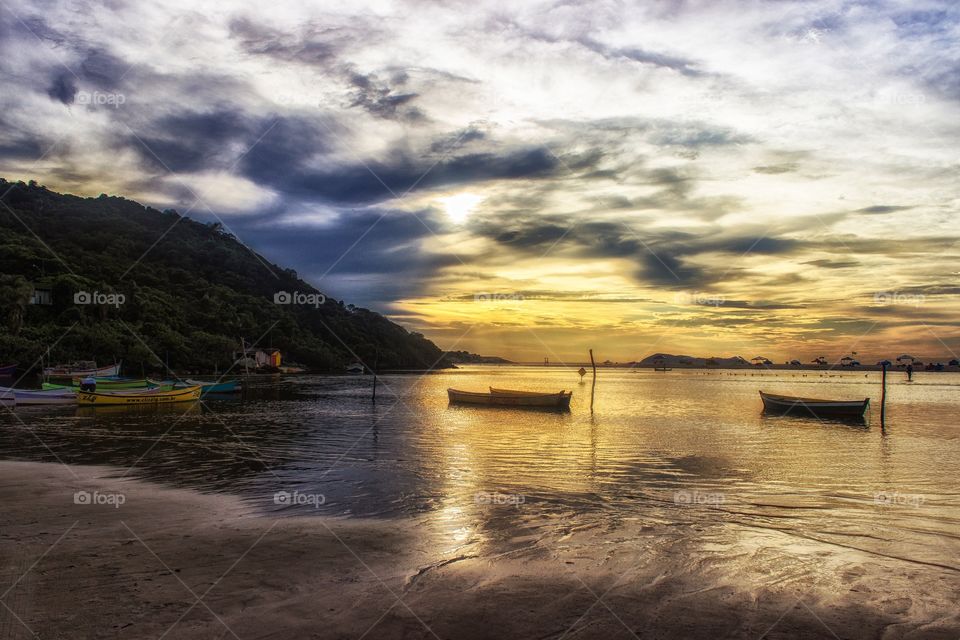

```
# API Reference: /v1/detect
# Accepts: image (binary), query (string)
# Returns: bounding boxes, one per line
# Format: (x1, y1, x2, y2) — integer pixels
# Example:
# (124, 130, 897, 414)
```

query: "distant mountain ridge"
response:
(0, 179, 457, 373)
(638, 353, 752, 368)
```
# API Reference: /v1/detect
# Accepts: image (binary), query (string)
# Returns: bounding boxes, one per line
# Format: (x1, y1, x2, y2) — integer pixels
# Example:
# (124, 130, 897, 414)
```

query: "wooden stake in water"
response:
(880, 362, 887, 429)
(589, 349, 597, 413)
(372, 349, 380, 403)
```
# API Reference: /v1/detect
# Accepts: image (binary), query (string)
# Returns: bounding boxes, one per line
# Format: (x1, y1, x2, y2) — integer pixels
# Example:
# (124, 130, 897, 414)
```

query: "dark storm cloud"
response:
(232, 207, 461, 305)
(79, 49, 130, 89)
(128, 109, 260, 173)
(47, 72, 77, 104)
(228, 17, 343, 64)
(242, 146, 562, 204)
(345, 67, 424, 122)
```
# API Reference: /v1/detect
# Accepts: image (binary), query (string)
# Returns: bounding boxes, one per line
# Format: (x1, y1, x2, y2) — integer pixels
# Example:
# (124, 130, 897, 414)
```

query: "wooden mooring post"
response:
(372, 349, 380, 403)
(589, 349, 597, 413)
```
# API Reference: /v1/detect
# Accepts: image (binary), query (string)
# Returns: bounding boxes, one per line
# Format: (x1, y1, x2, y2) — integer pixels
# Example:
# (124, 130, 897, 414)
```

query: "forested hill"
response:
(0, 179, 451, 373)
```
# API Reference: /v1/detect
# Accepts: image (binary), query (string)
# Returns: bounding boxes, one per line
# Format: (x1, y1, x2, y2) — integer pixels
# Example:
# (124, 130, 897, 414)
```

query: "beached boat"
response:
(0, 363, 17, 377)
(43, 361, 121, 378)
(449, 388, 572, 409)
(174, 379, 241, 394)
(759, 391, 869, 419)
(0, 386, 76, 405)
(77, 386, 201, 406)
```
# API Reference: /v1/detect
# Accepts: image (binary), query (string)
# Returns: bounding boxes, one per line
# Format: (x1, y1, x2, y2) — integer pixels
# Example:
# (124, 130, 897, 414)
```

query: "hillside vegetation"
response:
(0, 179, 450, 373)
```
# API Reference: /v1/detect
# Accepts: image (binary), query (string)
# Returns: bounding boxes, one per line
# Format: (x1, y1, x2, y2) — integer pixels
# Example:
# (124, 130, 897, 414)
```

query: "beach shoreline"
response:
(3, 460, 958, 639)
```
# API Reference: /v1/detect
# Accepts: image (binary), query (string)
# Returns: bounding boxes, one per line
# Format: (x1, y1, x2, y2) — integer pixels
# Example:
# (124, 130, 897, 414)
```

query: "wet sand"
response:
(2, 461, 958, 639)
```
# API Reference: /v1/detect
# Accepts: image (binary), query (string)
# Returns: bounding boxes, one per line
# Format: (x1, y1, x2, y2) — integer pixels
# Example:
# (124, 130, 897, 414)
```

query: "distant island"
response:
(443, 350, 512, 365)
(0, 179, 487, 374)
(634, 353, 959, 371)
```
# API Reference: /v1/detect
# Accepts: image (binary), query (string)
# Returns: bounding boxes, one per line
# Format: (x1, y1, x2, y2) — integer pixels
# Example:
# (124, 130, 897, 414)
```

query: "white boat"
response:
(0, 386, 76, 405)
(43, 361, 121, 378)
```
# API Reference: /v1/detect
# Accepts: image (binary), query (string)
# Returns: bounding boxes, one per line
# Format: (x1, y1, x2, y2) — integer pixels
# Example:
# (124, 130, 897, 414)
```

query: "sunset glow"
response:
(2, 0, 958, 362)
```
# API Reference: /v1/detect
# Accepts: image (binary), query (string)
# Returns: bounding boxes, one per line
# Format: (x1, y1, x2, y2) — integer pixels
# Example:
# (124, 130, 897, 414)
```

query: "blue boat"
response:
(174, 379, 242, 395)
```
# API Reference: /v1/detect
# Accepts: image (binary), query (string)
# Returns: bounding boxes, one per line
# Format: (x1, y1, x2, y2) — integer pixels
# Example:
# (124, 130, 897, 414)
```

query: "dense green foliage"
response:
(0, 179, 451, 373)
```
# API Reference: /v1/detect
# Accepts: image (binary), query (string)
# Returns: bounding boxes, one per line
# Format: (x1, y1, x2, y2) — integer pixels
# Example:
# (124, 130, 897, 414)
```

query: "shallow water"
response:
(2, 366, 959, 573)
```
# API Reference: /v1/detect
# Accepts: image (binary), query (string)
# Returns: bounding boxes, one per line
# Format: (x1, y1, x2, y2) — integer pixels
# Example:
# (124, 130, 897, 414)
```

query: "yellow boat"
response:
(77, 386, 202, 406)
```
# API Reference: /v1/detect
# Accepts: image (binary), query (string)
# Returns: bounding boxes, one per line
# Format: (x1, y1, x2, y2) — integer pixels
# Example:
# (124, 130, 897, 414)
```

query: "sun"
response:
(438, 193, 483, 224)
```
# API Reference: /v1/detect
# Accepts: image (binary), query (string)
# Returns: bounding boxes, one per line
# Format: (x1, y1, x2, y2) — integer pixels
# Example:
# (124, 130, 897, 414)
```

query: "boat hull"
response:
(77, 386, 201, 406)
(44, 378, 159, 391)
(180, 379, 241, 394)
(759, 391, 869, 418)
(44, 363, 121, 378)
(449, 388, 572, 409)
(0, 363, 17, 377)
(0, 386, 76, 405)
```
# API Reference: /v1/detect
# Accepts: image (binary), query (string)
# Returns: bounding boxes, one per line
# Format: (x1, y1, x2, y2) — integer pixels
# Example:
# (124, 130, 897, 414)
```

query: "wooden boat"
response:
(174, 379, 241, 394)
(0, 386, 76, 405)
(759, 391, 869, 419)
(77, 386, 201, 406)
(44, 378, 158, 391)
(0, 363, 17, 377)
(70, 377, 155, 388)
(43, 361, 121, 378)
(449, 388, 572, 409)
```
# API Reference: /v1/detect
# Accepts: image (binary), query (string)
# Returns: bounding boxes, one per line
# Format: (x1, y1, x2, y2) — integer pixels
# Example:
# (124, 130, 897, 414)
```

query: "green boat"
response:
(43, 379, 174, 391)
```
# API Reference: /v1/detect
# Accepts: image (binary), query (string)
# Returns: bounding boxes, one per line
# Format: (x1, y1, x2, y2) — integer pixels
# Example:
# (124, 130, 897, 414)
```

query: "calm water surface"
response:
(2, 366, 958, 571)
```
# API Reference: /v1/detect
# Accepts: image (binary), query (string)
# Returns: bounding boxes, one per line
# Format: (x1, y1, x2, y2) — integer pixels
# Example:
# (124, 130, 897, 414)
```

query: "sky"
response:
(1, 0, 959, 363)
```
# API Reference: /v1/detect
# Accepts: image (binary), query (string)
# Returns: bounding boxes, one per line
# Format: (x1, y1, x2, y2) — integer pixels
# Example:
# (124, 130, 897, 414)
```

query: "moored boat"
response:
(175, 379, 241, 394)
(43, 361, 122, 379)
(0, 386, 76, 405)
(449, 388, 572, 409)
(77, 386, 201, 406)
(0, 363, 17, 377)
(759, 391, 869, 419)
(44, 378, 159, 391)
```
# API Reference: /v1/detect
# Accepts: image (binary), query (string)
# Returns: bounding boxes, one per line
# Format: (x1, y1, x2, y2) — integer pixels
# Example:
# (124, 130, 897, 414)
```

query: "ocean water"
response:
(2, 366, 958, 581)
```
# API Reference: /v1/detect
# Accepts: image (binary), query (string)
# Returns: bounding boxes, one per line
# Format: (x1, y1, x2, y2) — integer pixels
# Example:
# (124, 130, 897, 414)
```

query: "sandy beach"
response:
(2, 460, 958, 639)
